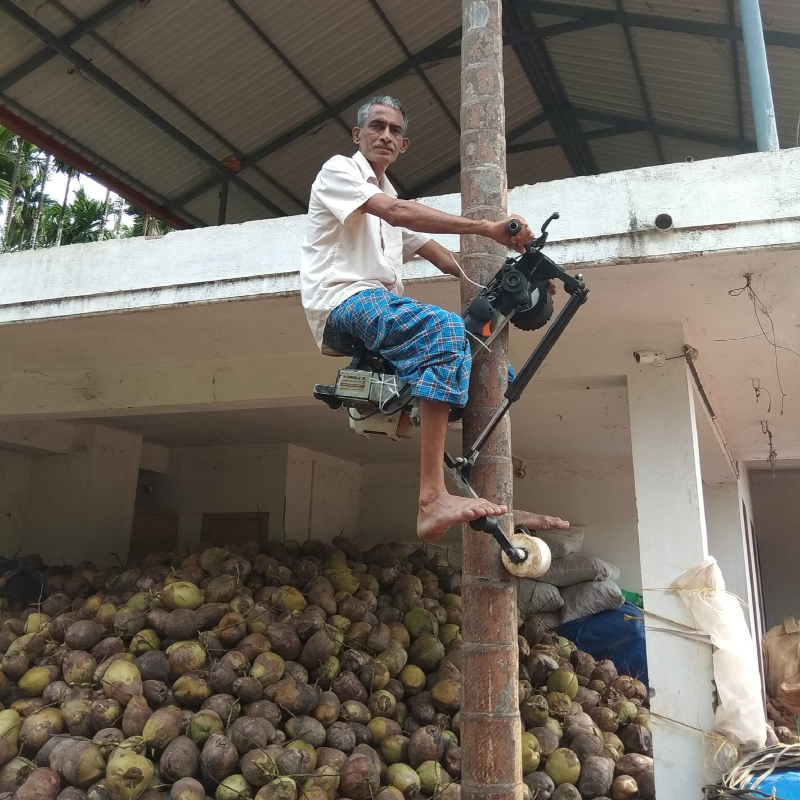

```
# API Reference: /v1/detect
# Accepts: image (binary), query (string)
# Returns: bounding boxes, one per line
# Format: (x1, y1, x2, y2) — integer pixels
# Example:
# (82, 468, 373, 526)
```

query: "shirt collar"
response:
(353, 150, 397, 198)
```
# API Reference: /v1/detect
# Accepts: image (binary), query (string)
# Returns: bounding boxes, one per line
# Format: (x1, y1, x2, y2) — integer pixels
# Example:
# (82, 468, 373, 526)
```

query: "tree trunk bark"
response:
(459, 4, 521, 800)
(1, 137, 23, 251)
(100, 187, 111, 238)
(29, 153, 51, 249)
(114, 199, 122, 238)
(55, 168, 73, 247)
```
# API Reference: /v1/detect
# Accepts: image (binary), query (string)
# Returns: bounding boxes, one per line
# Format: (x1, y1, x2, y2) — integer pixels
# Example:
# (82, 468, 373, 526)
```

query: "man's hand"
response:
(485, 215, 533, 254)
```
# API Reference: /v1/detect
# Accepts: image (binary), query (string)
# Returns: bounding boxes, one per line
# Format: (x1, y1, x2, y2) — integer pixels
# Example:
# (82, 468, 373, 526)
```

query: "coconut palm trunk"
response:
(1, 137, 23, 251)
(54, 167, 73, 247)
(100, 188, 110, 236)
(28, 154, 51, 249)
(114, 199, 122, 238)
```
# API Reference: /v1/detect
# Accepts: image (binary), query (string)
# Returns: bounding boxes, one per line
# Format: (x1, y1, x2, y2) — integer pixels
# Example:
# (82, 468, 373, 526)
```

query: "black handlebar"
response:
(507, 219, 522, 236)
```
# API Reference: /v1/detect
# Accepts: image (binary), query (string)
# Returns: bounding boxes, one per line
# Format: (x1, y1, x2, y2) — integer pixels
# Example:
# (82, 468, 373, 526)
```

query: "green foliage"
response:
(1, 125, 170, 251)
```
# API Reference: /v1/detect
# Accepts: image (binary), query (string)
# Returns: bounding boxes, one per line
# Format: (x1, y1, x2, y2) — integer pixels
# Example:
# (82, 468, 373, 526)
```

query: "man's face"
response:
(353, 105, 410, 169)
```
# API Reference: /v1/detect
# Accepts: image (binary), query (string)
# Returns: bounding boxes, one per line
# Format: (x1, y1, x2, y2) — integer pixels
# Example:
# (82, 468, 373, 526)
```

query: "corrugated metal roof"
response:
(589, 130, 660, 172)
(633, 28, 740, 137)
(0, 0, 797, 228)
(545, 25, 648, 118)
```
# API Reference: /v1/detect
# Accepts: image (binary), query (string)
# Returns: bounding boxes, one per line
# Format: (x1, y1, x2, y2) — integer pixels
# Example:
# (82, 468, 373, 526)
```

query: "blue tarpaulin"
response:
(746, 771, 800, 799)
(556, 601, 649, 688)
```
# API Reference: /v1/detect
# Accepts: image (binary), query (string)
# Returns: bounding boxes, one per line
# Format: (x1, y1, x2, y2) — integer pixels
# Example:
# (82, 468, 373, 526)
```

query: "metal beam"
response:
(0, 99, 199, 229)
(408, 111, 553, 197)
(502, 3, 598, 174)
(170, 26, 464, 210)
(0, 0, 136, 93)
(573, 107, 753, 150)
(615, 0, 664, 164)
(367, 0, 460, 132)
(0, 0, 289, 219)
(727, 0, 746, 143)
(507, 124, 640, 151)
(506, 0, 800, 48)
(218, 176, 229, 226)
(223, 0, 409, 198)
(47, 0, 307, 213)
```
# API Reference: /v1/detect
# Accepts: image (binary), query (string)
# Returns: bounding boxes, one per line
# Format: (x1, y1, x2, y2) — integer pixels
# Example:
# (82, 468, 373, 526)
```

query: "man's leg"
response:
(327, 289, 506, 541)
(512, 510, 569, 530)
(417, 398, 506, 542)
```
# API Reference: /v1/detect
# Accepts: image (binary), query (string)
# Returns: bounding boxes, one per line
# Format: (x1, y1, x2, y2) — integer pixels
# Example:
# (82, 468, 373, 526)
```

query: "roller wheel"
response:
(511, 284, 554, 331)
(501, 531, 552, 578)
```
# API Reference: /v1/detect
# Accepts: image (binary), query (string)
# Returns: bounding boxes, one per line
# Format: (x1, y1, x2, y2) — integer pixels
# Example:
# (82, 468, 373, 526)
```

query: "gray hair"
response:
(357, 96, 409, 133)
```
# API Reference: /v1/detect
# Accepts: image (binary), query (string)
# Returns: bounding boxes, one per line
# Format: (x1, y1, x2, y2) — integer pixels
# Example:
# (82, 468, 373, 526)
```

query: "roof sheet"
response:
(0, 0, 797, 228)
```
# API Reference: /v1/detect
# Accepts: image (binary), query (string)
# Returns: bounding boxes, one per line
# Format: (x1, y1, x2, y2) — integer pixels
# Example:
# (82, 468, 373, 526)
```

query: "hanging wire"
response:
(704, 743, 800, 800)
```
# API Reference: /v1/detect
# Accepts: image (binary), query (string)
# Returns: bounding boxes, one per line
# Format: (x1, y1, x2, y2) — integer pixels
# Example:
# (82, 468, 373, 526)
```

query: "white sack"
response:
(560, 579, 625, 624)
(670, 557, 766, 749)
(517, 580, 564, 614)
(540, 553, 621, 587)
(533, 526, 585, 559)
(534, 612, 562, 630)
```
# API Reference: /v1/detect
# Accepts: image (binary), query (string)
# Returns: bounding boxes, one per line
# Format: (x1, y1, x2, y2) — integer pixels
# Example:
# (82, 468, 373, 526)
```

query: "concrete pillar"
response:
(704, 481, 756, 632)
(22, 425, 142, 565)
(627, 358, 715, 797)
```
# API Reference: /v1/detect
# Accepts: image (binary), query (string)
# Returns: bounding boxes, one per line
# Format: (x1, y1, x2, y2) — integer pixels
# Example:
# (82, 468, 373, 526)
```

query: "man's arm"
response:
(415, 240, 460, 277)
(362, 193, 532, 254)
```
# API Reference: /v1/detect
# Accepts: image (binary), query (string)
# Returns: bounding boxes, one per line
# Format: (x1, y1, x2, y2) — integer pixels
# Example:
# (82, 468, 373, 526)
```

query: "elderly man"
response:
(301, 96, 568, 541)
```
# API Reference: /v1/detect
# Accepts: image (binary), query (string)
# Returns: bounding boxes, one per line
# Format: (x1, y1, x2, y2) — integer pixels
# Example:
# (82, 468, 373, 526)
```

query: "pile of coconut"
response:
(0, 538, 655, 800)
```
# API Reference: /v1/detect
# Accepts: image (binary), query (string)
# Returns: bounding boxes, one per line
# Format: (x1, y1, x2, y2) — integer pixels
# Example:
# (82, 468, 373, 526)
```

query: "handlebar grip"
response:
(470, 515, 500, 534)
(506, 219, 522, 236)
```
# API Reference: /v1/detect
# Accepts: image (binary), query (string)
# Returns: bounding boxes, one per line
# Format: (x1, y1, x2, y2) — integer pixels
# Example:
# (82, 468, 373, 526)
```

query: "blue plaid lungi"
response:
(325, 288, 515, 408)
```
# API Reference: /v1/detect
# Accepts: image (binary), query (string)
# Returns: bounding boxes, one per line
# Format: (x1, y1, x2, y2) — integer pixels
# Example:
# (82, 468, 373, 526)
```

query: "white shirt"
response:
(300, 150, 431, 352)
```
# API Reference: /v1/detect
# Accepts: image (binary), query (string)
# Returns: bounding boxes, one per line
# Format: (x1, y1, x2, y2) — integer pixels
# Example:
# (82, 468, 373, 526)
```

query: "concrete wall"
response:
(158, 444, 289, 550)
(0, 449, 32, 555)
(359, 455, 642, 591)
(750, 468, 800, 631)
(18, 425, 142, 566)
(284, 445, 360, 542)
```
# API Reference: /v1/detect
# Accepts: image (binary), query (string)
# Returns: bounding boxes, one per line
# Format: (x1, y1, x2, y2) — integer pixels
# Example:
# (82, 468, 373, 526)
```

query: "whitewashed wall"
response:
(750, 468, 800, 630)
(359, 455, 642, 592)
(0, 449, 32, 555)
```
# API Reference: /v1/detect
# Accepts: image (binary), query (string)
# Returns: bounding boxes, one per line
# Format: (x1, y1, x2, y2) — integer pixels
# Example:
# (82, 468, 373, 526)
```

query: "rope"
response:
(703, 743, 800, 800)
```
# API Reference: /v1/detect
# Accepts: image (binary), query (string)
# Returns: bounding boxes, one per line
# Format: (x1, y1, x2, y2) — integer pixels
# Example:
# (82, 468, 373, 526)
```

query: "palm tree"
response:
(54, 167, 74, 247)
(39, 187, 112, 246)
(28, 154, 51, 248)
(0, 131, 45, 252)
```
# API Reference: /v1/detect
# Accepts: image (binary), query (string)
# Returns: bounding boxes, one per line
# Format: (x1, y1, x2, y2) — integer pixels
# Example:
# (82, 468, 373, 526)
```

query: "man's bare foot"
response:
(512, 510, 570, 531)
(418, 492, 507, 542)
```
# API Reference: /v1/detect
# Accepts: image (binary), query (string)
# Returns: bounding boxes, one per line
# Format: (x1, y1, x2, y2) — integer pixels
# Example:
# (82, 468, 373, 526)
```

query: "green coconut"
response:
(187, 710, 224, 746)
(404, 609, 438, 640)
(102, 659, 143, 706)
(17, 667, 51, 698)
(251, 652, 285, 687)
(407, 636, 445, 672)
(416, 761, 451, 796)
(162, 582, 204, 611)
(0, 709, 21, 766)
(256, 776, 297, 800)
(398, 665, 426, 696)
(216, 774, 254, 800)
(386, 763, 421, 796)
(105, 750, 154, 800)
(546, 748, 581, 787)
(520, 732, 540, 775)
(547, 669, 579, 700)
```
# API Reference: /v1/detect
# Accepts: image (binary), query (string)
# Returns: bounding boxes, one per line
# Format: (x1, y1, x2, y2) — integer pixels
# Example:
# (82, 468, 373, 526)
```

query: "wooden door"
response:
(200, 512, 269, 546)
(129, 507, 179, 562)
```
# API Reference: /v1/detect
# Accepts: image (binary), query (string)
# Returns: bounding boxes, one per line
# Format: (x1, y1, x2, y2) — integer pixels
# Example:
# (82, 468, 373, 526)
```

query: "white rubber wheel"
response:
(502, 531, 552, 578)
